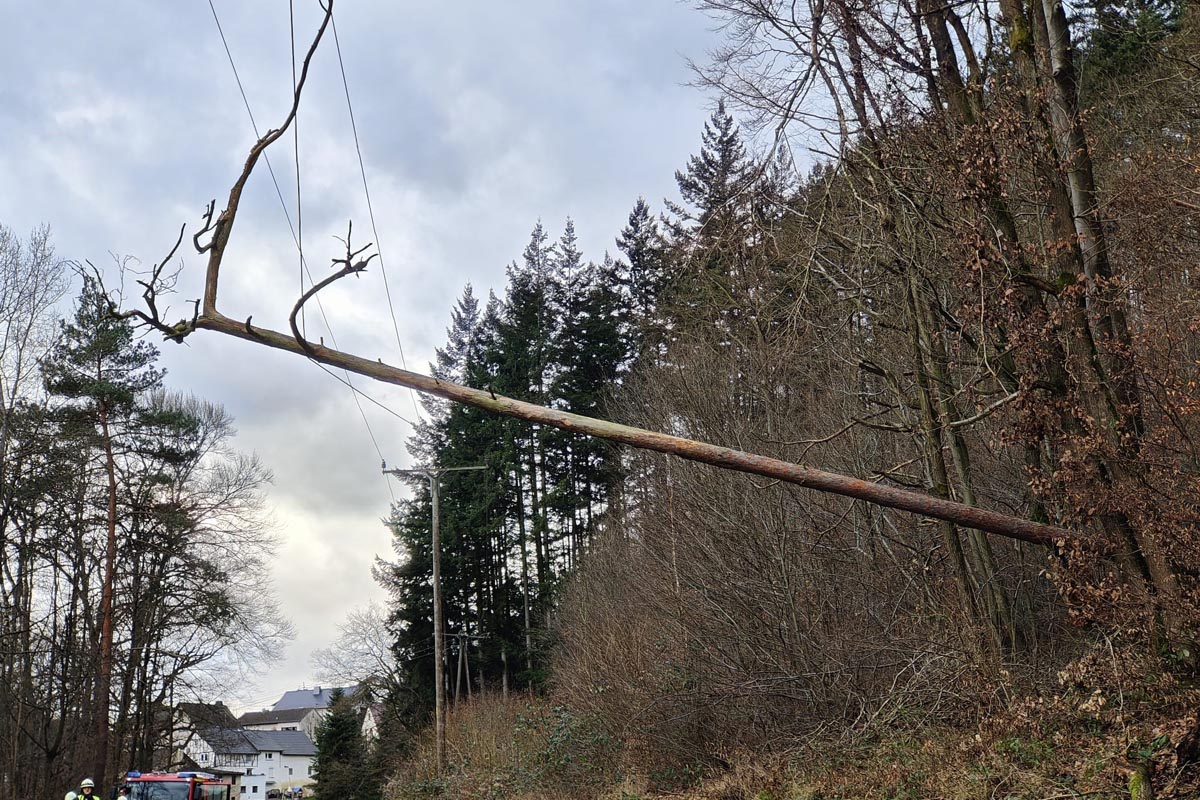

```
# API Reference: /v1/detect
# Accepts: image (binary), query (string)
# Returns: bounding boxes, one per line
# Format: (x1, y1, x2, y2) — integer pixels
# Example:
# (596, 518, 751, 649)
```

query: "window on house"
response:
(287, 768, 292, 775)
(266, 753, 273, 759)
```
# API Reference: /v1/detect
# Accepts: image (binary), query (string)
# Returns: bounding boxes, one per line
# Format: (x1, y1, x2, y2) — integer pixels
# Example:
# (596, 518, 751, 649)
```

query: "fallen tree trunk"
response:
(195, 308, 1068, 547)
(131, 0, 1073, 552)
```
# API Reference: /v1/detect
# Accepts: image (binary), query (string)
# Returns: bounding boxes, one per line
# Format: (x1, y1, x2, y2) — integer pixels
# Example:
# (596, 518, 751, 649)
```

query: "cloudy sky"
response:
(0, 1, 719, 711)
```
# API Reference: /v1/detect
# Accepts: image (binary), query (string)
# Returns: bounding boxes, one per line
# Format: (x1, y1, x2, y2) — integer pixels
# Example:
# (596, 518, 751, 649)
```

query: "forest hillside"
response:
(366, 2, 1200, 798)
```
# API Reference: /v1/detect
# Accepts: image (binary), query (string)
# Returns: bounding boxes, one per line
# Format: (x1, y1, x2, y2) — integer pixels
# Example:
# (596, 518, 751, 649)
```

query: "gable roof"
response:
(198, 727, 257, 756)
(196, 727, 317, 757)
(178, 702, 237, 729)
(244, 729, 317, 756)
(271, 686, 357, 711)
(237, 708, 314, 727)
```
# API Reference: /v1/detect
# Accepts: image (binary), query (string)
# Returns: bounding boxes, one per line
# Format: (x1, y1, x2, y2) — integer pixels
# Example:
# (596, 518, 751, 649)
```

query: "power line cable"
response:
(206, 0, 417, 501)
(289, 0, 306, 336)
(314, 362, 417, 427)
(329, 10, 423, 421)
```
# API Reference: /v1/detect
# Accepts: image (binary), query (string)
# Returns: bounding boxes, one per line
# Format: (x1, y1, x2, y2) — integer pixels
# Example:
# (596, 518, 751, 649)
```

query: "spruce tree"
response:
(669, 98, 752, 241)
(616, 198, 666, 321)
(616, 197, 668, 361)
(1080, 0, 1182, 83)
(496, 224, 557, 591)
(664, 99, 756, 326)
(313, 688, 368, 800)
(379, 223, 636, 702)
(381, 285, 523, 709)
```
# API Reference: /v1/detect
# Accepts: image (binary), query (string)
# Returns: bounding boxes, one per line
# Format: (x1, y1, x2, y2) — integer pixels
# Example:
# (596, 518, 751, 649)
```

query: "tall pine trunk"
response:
(94, 401, 118, 787)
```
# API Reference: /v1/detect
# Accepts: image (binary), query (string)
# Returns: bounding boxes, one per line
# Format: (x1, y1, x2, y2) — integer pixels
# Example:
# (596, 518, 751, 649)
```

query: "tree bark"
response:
(193, 309, 1070, 547)
(94, 402, 118, 788)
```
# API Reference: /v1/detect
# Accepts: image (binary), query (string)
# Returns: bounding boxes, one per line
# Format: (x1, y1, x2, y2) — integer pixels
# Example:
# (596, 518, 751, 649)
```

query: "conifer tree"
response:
(668, 98, 753, 242)
(382, 285, 524, 708)
(42, 276, 168, 785)
(313, 688, 369, 800)
(616, 198, 666, 321)
(1080, 0, 1182, 82)
(664, 99, 757, 326)
(616, 198, 668, 360)
(496, 224, 557, 590)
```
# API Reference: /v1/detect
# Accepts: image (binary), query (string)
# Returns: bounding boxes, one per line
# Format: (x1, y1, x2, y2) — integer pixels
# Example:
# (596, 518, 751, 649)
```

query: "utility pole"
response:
(383, 464, 486, 776)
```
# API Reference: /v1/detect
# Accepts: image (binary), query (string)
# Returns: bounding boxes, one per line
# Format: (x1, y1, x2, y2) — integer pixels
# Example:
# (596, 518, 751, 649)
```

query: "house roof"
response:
(245, 729, 317, 756)
(197, 727, 317, 757)
(270, 686, 358, 711)
(178, 702, 237, 729)
(200, 727, 258, 756)
(238, 708, 313, 726)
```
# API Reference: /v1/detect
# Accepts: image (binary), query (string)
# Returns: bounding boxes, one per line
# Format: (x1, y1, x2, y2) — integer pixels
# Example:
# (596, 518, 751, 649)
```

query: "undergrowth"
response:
(384, 643, 1200, 800)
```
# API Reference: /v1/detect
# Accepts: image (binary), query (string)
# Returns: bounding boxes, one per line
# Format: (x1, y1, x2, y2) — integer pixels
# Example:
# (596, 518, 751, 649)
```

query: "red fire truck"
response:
(124, 772, 233, 800)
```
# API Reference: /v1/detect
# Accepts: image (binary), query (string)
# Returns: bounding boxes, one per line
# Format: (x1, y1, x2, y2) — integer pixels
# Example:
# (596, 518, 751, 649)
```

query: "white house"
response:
(169, 686, 365, 800)
(239, 708, 325, 741)
(171, 707, 318, 800)
(242, 731, 318, 799)
(237, 685, 360, 742)
(171, 703, 254, 785)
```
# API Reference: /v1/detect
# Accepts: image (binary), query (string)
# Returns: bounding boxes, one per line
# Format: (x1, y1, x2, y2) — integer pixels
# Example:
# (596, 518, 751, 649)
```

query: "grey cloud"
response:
(1, 0, 717, 702)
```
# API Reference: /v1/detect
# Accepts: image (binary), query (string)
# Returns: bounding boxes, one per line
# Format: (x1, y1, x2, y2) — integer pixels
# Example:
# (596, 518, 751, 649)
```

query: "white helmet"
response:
(81, 780, 95, 790)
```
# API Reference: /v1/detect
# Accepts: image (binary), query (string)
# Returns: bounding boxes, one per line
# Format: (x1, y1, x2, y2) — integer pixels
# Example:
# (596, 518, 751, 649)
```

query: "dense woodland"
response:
(373, 0, 1200, 796)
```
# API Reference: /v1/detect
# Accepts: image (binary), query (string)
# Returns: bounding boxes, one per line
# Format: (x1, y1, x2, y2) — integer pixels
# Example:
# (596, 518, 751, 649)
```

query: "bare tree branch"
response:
(134, 0, 1075, 550)
(288, 222, 377, 354)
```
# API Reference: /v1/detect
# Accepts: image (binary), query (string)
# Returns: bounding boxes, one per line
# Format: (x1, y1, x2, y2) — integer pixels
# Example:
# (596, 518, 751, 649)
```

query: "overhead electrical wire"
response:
(289, 0, 305, 337)
(329, 10, 423, 422)
(205, 0, 421, 502)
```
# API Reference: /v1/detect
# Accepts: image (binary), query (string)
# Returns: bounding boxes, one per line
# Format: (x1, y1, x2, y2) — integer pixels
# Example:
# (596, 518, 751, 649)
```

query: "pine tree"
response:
(313, 688, 369, 800)
(42, 275, 168, 785)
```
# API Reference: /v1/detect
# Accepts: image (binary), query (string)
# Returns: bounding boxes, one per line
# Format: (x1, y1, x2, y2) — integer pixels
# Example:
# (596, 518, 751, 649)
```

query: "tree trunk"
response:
(94, 402, 118, 788)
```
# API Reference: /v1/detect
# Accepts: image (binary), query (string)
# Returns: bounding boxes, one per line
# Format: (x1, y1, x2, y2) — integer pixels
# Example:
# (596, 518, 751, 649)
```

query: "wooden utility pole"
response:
(384, 464, 486, 776)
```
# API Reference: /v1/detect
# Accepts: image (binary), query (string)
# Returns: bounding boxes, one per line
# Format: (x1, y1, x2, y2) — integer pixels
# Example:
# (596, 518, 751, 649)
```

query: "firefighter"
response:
(67, 778, 96, 800)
